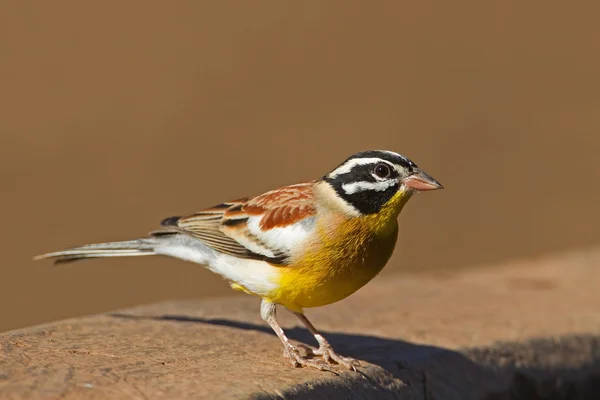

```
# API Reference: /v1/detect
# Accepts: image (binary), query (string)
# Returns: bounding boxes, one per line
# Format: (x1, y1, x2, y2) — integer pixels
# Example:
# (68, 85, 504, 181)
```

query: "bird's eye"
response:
(373, 163, 391, 179)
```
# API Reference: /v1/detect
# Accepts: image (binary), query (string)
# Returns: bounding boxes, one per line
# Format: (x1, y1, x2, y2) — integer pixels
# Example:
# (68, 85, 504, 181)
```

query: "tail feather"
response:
(33, 239, 157, 264)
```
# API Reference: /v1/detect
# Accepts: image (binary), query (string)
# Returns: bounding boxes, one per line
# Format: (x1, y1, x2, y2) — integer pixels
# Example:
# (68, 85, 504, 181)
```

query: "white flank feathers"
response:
(155, 234, 281, 296)
(246, 215, 315, 253)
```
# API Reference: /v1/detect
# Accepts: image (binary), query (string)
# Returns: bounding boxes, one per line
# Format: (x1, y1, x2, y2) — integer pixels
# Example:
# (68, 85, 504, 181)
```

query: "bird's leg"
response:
(292, 311, 360, 370)
(260, 299, 332, 371)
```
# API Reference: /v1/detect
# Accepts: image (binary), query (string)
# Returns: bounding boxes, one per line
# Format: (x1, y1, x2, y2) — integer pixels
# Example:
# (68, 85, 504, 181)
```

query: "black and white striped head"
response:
(323, 150, 442, 215)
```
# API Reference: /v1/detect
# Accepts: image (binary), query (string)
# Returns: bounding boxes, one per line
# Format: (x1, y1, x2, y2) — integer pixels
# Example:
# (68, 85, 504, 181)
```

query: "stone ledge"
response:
(1, 249, 599, 399)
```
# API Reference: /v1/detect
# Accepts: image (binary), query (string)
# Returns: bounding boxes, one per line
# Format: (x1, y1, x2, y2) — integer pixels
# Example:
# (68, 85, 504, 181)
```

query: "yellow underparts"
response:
(266, 189, 412, 312)
(230, 283, 253, 295)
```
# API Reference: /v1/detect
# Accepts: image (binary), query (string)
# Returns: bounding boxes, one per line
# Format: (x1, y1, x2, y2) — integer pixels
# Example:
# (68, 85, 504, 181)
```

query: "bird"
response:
(34, 150, 443, 371)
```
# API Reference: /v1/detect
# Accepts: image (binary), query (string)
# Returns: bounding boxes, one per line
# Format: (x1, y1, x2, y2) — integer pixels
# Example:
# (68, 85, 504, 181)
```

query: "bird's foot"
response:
(282, 345, 334, 372)
(297, 344, 361, 371)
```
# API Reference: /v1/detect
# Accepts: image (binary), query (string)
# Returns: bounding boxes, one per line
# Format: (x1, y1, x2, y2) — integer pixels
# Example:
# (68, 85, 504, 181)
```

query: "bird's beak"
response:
(402, 168, 443, 191)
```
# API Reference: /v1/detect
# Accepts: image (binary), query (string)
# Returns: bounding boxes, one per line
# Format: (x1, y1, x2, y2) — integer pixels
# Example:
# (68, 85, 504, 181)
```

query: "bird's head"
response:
(322, 150, 443, 215)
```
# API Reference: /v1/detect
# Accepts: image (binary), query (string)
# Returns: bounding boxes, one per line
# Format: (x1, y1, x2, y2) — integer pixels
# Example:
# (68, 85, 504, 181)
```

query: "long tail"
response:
(33, 238, 160, 264)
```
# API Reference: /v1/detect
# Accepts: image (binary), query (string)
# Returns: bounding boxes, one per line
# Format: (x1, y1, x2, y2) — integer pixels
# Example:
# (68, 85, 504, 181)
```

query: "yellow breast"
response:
(269, 189, 411, 311)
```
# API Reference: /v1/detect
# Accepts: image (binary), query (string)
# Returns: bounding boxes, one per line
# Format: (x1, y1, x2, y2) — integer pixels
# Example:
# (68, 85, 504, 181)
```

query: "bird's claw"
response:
(282, 346, 334, 372)
(296, 344, 360, 371)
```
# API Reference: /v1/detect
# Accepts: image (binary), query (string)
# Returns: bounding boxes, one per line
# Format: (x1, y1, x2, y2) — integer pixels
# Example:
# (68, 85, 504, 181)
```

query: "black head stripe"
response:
(343, 150, 416, 171)
(325, 178, 398, 214)
(345, 161, 398, 182)
(322, 150, 415, 214)
(324, 160, 399, 214)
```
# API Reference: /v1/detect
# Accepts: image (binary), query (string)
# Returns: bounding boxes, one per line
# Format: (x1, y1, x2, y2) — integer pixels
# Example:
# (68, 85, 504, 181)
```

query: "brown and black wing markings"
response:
(151, 183, 317, 265)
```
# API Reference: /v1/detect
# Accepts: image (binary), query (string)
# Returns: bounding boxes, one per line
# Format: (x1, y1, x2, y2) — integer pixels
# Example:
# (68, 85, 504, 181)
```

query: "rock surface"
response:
(1, 249, 600, 399)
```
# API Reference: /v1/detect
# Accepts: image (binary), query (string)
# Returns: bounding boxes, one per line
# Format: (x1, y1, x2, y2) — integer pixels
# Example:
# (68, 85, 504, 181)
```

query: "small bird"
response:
(34, 150, 442, 371)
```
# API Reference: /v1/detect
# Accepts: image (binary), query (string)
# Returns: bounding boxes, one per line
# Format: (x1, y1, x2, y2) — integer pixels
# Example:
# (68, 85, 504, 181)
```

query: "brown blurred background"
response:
(2, 1, 599, 333)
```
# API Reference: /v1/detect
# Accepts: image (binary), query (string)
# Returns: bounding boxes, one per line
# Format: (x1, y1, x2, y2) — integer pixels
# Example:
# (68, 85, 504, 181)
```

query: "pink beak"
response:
(403, 168, 443, 191)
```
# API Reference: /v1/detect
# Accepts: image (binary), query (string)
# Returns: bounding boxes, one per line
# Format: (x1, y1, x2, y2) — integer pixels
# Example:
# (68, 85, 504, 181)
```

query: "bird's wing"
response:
(156, 181, 317, 264)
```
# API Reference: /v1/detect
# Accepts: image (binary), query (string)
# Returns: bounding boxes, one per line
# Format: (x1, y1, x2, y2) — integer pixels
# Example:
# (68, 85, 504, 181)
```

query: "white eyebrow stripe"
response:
(380, 150, 414, 166)
(381, 150, 403, 158)
(341, 180, 396, 195)
(328, 158, 393, 178)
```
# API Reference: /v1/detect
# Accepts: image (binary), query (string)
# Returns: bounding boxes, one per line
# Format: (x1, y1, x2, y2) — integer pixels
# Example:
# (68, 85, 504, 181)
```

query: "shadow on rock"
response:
(110, 313, 600, 399)
(110, 312, 457, 371)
